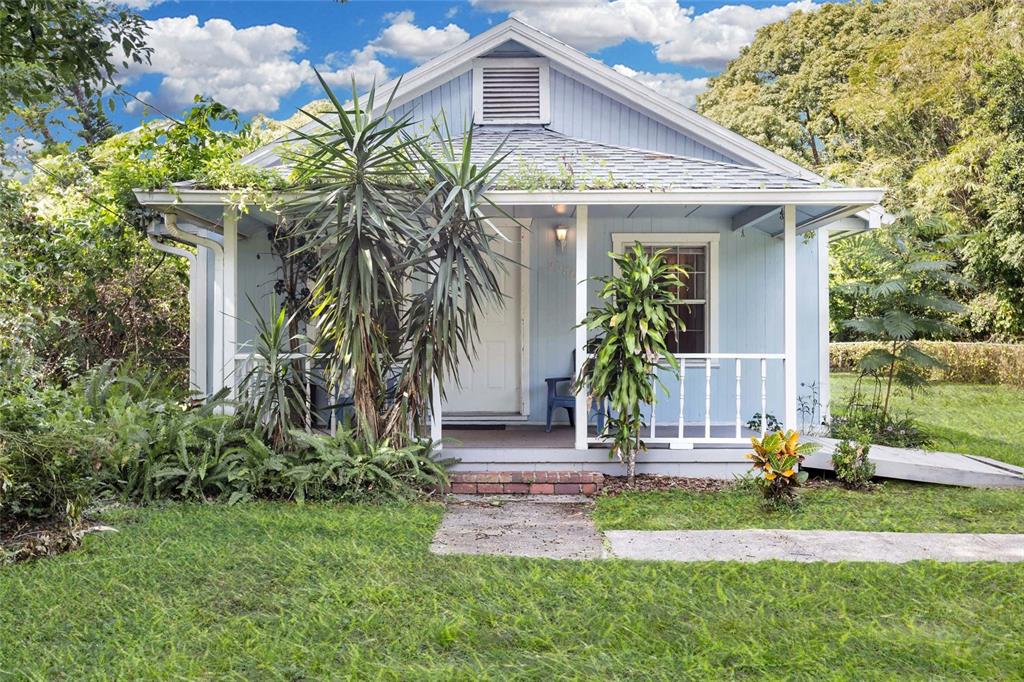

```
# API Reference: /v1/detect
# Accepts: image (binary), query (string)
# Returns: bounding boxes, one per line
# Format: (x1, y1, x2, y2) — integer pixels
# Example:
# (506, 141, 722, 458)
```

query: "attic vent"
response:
(473, 58, 550, 125)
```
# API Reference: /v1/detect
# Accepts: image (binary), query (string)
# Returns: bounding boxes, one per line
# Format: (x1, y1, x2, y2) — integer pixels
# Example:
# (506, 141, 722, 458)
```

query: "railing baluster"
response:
(735, 358, 742, 438)
(760, 357, 767, 436)
(678, 358, 686, 440)
(650, 371, 657, 439)
(705, 357, 712, 439)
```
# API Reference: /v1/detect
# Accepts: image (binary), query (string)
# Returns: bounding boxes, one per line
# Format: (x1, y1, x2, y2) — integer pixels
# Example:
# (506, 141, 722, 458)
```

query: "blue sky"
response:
(113, 0, 823, 130)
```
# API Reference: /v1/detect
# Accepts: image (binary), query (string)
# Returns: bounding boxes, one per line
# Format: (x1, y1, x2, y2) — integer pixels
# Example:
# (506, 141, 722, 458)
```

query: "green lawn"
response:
(594, 481, 1024, 533)
(2, 503, 1023, 679)
(831, 374, 1024, 468)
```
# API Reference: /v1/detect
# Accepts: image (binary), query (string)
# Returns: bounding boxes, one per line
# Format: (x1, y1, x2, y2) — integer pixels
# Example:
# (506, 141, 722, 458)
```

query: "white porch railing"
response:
(585, 352, 786, 450)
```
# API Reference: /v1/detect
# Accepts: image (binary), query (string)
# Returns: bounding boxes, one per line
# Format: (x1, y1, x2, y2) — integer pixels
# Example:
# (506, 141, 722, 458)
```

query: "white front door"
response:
(444, 224, 524, 416)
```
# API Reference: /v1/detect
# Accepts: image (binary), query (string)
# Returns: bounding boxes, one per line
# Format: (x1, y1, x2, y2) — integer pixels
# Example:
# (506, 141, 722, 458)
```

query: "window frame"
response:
(472, 57, 551, 125)
(611, 232, 720, 358)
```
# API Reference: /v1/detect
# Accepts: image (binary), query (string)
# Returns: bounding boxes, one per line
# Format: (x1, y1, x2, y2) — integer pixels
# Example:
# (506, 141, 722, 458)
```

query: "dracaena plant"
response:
(745, 430, 818, 507)
(283, 74, 513, 445)
(576, 244, 686, 486)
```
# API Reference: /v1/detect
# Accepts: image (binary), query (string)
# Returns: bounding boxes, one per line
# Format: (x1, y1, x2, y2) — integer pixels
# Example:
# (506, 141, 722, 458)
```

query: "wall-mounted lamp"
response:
(554, 226, 569, 252)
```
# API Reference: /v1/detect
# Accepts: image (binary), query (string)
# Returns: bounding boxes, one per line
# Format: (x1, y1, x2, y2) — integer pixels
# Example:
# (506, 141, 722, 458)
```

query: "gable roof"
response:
(241, 18, 819, 183)
(465, 127, 819, 190)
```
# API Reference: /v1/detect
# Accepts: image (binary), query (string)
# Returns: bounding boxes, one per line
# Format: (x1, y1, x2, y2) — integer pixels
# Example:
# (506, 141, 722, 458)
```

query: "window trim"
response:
(611, 232, 720, 356)
(472, 57, 551, 125)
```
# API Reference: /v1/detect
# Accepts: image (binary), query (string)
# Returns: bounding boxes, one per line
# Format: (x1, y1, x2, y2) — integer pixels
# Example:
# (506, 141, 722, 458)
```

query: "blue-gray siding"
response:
(527, 213, 825, 427)
(388, 66, 738, 164)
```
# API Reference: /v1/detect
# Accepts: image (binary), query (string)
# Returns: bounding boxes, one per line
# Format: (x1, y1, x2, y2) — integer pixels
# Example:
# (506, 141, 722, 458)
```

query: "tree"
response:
(285, 76, 511, 444)
(698, 0, 1024, 340)
(838, 219, 964, 423)
(577, 245, 685, 486)
(0, 98, 263, 379)
(1, 0, 150, 154)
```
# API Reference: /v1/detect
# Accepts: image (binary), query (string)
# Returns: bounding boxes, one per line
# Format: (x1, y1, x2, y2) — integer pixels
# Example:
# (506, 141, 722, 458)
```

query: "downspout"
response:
(146, 231, 203, 394)
(157, 212, 227, 397)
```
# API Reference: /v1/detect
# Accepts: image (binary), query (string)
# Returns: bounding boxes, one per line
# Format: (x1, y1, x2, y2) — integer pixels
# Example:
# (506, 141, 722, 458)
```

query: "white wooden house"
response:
(136, 18, 886, 477)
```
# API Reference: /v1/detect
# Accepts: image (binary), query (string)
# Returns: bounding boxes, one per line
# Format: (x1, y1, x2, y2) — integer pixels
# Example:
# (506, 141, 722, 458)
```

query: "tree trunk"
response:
(881, 339, 898, 423)
(627, 450, 636, 487)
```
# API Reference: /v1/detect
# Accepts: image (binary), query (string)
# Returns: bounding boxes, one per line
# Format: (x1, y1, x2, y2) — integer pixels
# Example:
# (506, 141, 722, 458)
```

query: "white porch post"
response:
(223, 206, 238, 397)
(430, 377, 442, 448)
(783, 204, 798, 429)
(574, 204, 589, 450)
(192, 246, 209, 396)
(817, 228, 831, 425)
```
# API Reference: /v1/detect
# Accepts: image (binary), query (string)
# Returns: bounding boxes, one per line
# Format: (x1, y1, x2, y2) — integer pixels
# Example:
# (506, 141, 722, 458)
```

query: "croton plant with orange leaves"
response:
(746, 430, 819, 505)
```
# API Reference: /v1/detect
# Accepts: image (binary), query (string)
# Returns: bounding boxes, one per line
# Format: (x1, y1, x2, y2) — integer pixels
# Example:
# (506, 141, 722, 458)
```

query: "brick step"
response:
(448, 471, 604, 496)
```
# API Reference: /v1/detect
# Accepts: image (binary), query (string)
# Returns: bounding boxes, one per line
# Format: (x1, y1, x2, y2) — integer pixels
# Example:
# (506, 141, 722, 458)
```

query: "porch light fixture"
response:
(554, 225, 569, 251)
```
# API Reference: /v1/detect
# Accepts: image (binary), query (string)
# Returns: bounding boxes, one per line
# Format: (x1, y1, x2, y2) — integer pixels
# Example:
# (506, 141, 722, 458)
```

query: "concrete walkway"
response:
(430, 496, 1024, 563)
(605, 529, 1024, 563)
(804, 438, 1024, 488)
(430, 496, 605, 560)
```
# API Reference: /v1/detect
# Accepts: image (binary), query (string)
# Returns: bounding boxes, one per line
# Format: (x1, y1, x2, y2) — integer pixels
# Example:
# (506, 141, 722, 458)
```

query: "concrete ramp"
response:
(804, 439, 1024, 488)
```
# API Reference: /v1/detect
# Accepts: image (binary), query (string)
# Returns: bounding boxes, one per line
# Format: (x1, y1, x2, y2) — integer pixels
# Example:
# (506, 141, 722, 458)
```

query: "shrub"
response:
(0, 346, 101, 524)
(745, 412, 782, 433)
(828, 376, 929, 448)
(285, 430, 448, 503)
(745, 430, 818, 508)
(831, 341, 1024, 388)
(831, 437, 875, 489)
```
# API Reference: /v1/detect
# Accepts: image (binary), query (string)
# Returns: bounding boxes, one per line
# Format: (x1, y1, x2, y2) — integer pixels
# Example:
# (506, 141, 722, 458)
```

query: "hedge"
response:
(830, 342, 1024, 388)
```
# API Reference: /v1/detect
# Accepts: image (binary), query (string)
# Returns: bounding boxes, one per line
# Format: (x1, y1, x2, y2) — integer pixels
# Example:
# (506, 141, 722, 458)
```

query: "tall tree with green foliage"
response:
(0, 98, 264, 378)
(1, 0, 150, 153)
(699, 0, 1024, 340)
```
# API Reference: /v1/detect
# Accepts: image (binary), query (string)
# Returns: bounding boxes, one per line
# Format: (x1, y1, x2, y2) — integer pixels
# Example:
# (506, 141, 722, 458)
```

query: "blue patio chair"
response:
(545, 352, 606, 433)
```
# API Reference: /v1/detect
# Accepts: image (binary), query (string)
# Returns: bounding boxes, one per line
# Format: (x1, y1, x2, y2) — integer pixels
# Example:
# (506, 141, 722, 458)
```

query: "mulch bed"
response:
(600, 472, 836, 496)
(600, 475, 736, 496)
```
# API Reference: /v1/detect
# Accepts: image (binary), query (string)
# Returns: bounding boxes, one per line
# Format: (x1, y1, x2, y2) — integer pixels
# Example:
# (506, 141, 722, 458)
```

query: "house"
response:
(135, 18, 886, 478)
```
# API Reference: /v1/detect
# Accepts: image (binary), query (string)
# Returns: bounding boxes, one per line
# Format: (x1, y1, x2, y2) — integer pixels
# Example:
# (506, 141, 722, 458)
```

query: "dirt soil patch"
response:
(600, 475, 736, 496)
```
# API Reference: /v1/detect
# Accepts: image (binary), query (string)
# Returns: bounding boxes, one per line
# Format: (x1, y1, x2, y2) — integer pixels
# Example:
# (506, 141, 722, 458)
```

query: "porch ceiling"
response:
(135, 188, 882, 238)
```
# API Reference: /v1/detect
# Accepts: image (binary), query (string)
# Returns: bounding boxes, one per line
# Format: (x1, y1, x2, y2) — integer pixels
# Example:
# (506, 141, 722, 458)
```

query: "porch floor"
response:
(443, 424, 758, 449)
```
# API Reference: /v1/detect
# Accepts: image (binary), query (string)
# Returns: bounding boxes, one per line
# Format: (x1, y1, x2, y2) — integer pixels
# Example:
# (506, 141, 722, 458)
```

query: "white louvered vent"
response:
(473, 58, 550, 125)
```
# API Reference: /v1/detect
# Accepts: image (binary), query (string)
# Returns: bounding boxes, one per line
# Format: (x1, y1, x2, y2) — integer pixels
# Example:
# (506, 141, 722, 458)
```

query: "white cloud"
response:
(655, 1, 819, 67)
(471, 0, 819, 67)
(124, 90, 153, 114)
(117, 0, 168, 9)
(612, 64, 707, 108)
(118, 16, 313, 113)
(116, 12, 471, 115)
(365, 11, 469, 64)
(318, 47, 391, 90)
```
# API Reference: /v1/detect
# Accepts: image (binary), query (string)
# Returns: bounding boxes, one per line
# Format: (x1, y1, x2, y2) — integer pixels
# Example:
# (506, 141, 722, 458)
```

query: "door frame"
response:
(444, 217, 531, 421)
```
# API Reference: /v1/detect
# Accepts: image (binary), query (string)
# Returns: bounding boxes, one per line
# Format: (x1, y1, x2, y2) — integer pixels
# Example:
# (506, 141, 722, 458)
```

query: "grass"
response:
(831, 373, 1024, 468)
(2, 502, 1023, 679)
(594, 481, 1024, 533)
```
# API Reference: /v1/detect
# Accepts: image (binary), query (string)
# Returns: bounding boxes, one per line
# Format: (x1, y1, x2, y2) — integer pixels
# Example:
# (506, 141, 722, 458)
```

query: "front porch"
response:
(136, 185, 882, 477)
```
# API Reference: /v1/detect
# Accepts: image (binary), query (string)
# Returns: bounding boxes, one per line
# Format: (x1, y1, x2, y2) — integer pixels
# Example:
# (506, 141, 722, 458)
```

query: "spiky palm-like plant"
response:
(284, 74, 512, 444)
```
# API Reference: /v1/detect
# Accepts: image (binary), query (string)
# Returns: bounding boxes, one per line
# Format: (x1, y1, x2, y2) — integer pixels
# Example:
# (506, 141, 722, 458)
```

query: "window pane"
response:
(637, 243, 709, 353)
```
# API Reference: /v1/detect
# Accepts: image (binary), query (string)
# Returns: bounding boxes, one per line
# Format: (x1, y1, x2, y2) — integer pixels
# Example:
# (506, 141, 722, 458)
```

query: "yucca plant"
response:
(577, 244, 686, 486)
(284, 74, 512, 445)
(745, 430, 818, 507)
(237, 299, 309, 451)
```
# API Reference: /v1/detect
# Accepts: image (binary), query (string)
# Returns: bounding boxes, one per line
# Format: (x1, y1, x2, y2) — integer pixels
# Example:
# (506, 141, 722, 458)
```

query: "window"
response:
(473, 58, 550, 125)
(611, 233, 720, 355)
